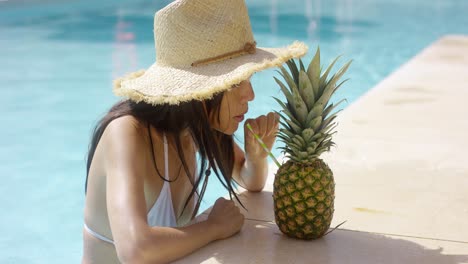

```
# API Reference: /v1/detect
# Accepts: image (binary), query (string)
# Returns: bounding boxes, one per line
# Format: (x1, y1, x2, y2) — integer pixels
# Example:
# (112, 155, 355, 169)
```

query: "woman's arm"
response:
(231, 142, 268, 192)
(232, 112, 279, 192)
(104, 117, 244, 264)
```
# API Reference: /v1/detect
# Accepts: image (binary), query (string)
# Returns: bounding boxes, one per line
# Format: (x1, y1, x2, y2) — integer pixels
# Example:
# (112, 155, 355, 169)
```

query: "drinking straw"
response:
(246, 123, 281, 168)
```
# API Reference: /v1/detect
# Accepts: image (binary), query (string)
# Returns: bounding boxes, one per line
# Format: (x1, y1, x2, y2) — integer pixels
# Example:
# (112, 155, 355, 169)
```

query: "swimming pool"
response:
(1, 0, 467, 262)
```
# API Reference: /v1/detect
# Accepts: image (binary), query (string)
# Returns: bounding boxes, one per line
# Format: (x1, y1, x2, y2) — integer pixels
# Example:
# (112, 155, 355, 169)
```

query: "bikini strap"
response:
(162, 132, 170, 181)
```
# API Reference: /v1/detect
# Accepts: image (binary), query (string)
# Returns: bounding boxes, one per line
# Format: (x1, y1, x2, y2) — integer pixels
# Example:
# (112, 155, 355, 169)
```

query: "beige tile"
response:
(331, 173, 468, 243)
(233, 190, 275, 222)
(176, 218, 468, 264)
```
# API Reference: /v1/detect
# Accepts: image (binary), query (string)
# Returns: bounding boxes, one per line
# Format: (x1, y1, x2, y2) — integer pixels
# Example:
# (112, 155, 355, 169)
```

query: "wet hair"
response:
(85, 92, 242, 219)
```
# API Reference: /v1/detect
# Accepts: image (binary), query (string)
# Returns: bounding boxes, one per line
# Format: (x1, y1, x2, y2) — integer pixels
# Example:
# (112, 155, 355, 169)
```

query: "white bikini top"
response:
(147, 132, 177, 227)
(84, 132, 178, 244)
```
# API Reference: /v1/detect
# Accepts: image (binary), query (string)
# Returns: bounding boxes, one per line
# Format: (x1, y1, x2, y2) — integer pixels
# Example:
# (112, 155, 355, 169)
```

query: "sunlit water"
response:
(1, 0, 467, 262)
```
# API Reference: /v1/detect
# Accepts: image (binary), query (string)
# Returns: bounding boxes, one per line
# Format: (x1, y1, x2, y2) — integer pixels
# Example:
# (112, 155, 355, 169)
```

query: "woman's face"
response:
(210, 79, 255, 135)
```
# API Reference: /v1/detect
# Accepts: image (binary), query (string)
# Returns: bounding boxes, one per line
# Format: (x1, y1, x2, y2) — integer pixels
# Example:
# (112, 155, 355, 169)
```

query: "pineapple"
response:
(273, 48, 351, 240)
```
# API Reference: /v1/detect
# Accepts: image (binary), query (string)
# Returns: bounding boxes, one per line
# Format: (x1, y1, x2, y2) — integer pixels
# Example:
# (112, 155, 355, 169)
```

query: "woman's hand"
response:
(207, 198, 245, 240)
(244, 112, 280, 161)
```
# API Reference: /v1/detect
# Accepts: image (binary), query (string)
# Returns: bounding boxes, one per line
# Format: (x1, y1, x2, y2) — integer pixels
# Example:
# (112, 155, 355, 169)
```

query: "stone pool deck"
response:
(176, 35, 468, 264)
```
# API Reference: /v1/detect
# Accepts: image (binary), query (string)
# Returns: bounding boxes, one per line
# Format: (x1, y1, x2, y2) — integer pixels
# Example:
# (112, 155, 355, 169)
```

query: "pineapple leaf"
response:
(292, 94, 308, 124)
(299, 59, 306, 72)
(290, 156, 303, 163)
(301, 128, 315, 142)
(320, 115, 337, 131)
(315, 82, 337, 110)
(273, 101, 301, 128)
(279, 112, 301, 129)
(279, 66, 308, 124)
(279, 120, 293, 132)
(277, 146, 289, 152)
(277, 147, 294, 157)
(294, 135, 307, 146)
(319, 132, 337, 146)
(318, 138, 333, 148)
(316, 61, 352, 107)
(279, 140, 302, 152)
(332, 78, 349, 95)
(319, 55, 342, 87)
(325, 60, 352, 93)
(307, 47, 321, 95)
(321, 124, 338, 138)
(298, 71, 315, 110)
(315, 146, 330, 155)
(308, 116, 322, 132)
(272, 97, 288, 111)
(285, 119, 302, 134)
(306, 143, 318, 154)
(306, 104, 324, 124)
(323, 123, 338, 135)
(315, 135, 328, 146)
(336, 60, 353, 79)
(277, 138, 293, 149)
(276, 133, 290, 141)
(286, 60, 299, 86)
(323, 99, 347, 118)
(310, 132, 324, 142)
(298, 151, 309, 159)
(325, 110, 342, 129)
(323, 110, 341, 124)
(289, 147, 301, 157)
(273, 77, 294, 108)
(279, 128, 295, 139)
(289, 141, 304, 151)
(279, 66, 298, 94)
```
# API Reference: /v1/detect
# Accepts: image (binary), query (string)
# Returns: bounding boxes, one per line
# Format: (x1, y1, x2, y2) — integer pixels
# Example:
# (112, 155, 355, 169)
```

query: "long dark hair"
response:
(85, 92, 242, 219)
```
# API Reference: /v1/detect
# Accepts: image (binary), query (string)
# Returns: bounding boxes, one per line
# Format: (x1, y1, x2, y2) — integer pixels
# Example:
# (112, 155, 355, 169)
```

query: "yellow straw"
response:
(246, 123, 281, 168)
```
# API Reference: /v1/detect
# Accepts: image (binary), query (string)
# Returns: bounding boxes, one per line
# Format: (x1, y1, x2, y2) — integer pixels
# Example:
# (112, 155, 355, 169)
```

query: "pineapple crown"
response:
(272, 47, 352, 165)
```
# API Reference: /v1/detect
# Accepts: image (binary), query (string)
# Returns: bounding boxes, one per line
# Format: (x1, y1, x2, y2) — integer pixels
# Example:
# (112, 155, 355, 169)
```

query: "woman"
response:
(82, 0, 307, 263)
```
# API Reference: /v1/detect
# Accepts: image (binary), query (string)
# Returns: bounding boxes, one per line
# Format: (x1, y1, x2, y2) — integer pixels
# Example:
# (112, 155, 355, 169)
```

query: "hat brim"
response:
(113, 41, 308, 105)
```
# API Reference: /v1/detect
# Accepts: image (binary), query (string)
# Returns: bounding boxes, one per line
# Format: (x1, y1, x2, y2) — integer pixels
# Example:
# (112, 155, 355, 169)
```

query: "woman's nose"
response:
(241, 81, 255, 102)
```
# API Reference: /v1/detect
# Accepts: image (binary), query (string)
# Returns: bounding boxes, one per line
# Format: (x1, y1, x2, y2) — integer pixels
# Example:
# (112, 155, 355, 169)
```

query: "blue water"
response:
(1, 0, 467, 262)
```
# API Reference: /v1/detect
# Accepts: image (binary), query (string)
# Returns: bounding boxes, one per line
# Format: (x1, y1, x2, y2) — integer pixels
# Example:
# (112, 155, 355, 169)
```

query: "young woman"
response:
(82, 0, 307, 263)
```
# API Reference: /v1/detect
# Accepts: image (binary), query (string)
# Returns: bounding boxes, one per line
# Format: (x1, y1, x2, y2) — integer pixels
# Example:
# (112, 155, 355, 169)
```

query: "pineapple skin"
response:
(273, 159, 335, 240)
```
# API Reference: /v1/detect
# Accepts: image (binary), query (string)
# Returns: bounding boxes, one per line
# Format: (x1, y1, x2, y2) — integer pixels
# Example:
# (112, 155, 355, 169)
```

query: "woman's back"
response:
(82, 115, 198, 263)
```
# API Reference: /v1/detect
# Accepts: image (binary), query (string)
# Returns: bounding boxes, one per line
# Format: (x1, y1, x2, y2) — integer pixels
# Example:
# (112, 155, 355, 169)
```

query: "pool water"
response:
(1, 0, 467, 262)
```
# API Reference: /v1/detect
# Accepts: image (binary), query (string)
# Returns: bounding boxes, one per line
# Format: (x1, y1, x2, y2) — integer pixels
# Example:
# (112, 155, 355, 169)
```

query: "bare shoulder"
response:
(102, 115, 149, 147)
(105, 115, 144, 137)
(98, 115, 153, 165)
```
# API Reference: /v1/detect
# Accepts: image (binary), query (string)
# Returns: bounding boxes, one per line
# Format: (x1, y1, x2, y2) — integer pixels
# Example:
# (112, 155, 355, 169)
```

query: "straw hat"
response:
(113, 0, 308, 105)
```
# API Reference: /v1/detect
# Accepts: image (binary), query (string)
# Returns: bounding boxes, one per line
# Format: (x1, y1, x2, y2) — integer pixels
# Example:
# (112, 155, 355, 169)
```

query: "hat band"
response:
(191, 41, 257, 67)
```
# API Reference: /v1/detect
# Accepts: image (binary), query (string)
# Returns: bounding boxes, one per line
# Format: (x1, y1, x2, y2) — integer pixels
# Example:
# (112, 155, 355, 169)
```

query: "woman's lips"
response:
(234, 115, 245, 122)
